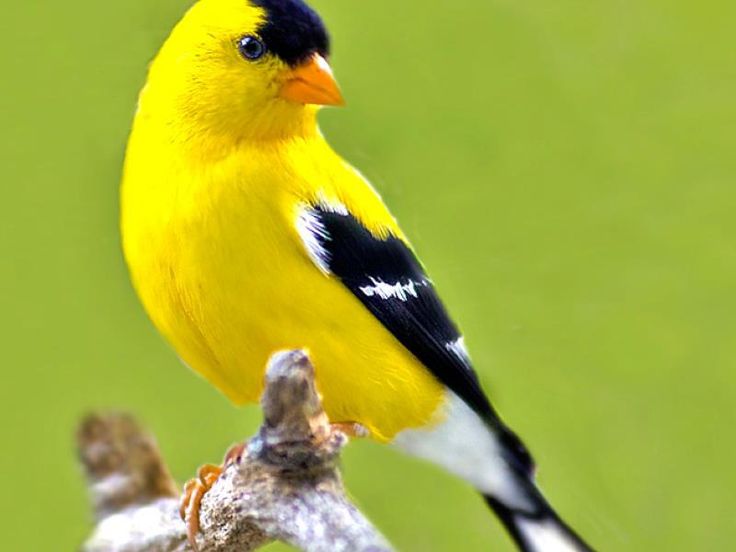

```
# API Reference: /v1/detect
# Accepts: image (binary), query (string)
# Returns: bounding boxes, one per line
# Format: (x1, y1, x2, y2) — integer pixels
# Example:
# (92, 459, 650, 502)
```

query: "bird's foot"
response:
(331, 422, 370, 439)
(179, 442, 246, 549)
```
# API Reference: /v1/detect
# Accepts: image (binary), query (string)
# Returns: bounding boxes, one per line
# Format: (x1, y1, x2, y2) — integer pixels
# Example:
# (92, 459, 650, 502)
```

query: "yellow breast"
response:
(121, 129, 444, 441)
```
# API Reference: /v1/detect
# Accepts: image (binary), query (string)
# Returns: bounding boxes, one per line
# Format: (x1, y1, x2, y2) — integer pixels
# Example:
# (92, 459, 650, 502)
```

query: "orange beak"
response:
(280, 53, 345, 107)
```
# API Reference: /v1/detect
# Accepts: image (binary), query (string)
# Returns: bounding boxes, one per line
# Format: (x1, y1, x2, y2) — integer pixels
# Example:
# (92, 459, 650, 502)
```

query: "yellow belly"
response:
(122, 146, 444, 442)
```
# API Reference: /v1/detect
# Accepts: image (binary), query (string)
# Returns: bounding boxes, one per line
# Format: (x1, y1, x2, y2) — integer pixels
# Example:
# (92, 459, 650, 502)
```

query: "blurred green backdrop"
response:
(1, 0, 734, 550)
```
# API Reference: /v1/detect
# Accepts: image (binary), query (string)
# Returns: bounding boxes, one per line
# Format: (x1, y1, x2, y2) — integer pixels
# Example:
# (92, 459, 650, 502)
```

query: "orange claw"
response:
(179, 442, 246, 550)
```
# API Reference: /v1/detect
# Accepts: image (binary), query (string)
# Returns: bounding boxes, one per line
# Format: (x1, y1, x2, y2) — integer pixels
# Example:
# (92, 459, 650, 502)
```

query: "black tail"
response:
(484, 492, 594, 552)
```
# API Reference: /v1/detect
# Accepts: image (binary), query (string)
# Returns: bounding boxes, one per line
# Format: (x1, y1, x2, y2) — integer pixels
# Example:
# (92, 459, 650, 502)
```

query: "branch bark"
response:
(79, 350, 393, 552)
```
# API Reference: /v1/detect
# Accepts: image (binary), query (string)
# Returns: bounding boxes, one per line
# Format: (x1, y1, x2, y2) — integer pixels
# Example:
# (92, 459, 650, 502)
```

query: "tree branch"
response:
(79, 350, 393, 552)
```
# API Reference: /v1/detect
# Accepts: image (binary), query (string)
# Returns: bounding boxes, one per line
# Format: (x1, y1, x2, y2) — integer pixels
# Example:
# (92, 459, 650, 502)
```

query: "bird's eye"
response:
(238, 35, 266, 61)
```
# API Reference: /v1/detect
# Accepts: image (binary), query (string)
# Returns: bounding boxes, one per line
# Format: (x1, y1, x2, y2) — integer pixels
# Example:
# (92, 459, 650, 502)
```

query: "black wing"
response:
(299, 203, 534, 474)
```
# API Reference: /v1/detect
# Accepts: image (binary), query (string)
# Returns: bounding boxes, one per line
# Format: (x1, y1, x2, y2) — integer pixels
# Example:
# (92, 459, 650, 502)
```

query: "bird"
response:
(121, 0, 593, 550)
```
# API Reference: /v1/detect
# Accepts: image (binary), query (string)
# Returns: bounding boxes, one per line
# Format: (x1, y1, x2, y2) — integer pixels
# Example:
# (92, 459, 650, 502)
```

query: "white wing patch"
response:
(359, 277, 429, 302)
(392, 392, 532, 511)
(517, 517, 583, 552)
(315, 193, 349, 215)
(296, 208, 332, 275)
(445, 336, 471, 366)
(296, 197, 351, 275)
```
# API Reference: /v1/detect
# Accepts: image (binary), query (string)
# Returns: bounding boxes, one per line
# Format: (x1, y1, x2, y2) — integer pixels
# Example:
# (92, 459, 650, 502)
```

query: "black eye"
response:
(238, 35, 266, 61)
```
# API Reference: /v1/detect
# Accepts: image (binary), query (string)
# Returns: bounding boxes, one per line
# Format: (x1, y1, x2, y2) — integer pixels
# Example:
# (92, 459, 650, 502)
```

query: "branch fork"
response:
(79, 350, 393, 552)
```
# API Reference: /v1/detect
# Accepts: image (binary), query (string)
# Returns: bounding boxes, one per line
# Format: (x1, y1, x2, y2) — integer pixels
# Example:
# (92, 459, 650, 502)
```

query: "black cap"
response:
(253, 0, 330, 66)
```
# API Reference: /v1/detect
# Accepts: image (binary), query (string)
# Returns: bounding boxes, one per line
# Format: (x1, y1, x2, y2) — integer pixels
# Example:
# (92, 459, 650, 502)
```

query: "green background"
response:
(1, 0, 734, 549)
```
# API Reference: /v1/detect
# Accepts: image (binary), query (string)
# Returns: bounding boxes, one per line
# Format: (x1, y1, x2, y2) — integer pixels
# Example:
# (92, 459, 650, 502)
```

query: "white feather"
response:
(296, 207, 332, 275)
(295, 197, 352, 275)
(315, 193, 349, 215)
(445, 336, 471, 366)
(359, 277, 428, 302)
(517, 517, 583, 552)
(392, 391, 532, 511)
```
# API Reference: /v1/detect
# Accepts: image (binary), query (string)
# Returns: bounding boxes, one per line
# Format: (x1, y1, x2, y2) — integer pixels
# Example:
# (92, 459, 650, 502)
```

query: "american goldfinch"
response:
(121, 0, 592, 550)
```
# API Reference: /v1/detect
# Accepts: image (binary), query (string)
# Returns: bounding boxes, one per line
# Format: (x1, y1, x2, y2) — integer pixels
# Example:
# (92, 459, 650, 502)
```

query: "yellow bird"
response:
(121, 0, 592, 550)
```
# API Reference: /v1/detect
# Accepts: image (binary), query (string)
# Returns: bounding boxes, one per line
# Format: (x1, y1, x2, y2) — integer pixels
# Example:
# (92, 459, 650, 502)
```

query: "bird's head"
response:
(142, 0, 343, 142)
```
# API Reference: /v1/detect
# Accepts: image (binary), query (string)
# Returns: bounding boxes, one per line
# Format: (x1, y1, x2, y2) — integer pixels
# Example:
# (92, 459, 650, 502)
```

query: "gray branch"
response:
(79, 350, 393, 552)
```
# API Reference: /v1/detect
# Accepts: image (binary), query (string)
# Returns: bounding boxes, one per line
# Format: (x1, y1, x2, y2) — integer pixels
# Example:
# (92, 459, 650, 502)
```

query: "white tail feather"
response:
(516, 516, 587, 552)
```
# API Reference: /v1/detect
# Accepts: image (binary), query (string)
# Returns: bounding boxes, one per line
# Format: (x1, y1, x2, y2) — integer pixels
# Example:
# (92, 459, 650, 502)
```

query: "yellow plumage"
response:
(121, 0, 444, 442)
(121, 3, 594, 548)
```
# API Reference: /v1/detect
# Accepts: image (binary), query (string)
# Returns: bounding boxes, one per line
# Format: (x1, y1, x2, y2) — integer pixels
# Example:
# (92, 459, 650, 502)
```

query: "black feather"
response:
(306, 203, 535, 476)
(253, 0, 330, 65)
(484, 494, 595, 551)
